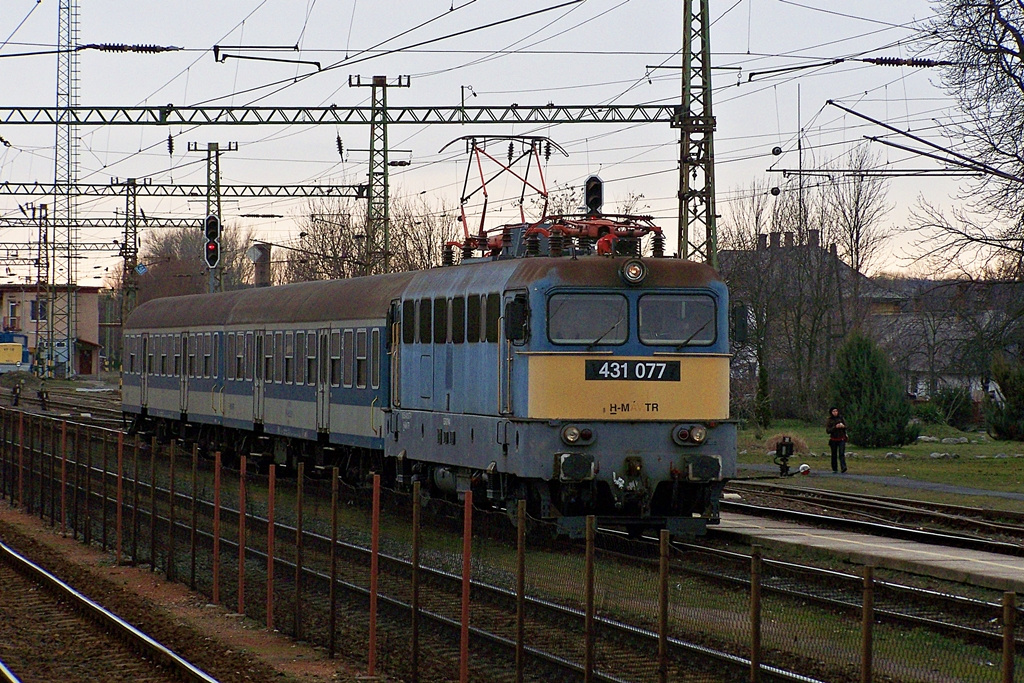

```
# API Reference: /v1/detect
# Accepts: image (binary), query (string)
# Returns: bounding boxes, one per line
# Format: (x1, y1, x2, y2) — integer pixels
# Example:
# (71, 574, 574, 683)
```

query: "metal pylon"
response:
(350, 75, 409, 274)
(50, 0, 80, 378)
(676, 0, 718, 268)
(189, 141, 235, 292)
(120, 178, 140, 322)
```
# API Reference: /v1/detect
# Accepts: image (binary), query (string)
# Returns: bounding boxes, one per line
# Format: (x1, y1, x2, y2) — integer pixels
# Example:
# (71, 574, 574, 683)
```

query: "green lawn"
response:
(736, 419, 1024, 512)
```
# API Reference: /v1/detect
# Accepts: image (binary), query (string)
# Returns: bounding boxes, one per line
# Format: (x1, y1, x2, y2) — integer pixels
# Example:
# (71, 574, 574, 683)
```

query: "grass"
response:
(737, 419, 1024, 512)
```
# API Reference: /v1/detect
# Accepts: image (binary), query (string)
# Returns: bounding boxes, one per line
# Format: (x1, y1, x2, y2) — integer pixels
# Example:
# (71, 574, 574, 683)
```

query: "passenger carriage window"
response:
(227, 334, 236, 380)
(174, 336, 182, 376)
(342, 329, 354, 387)
(548, 294, 628, 345)
(370, 328, 380, 389)
(486, 293, 500, 343)
(418, 299, 431, 343)
(433, 298, 447, 344)
(203, 333, 212, 378)
(285, 332, 295, 384)
(451, 297, 465, 344)
(160, 339, 167, 376)
(638, 294, 717, 346)
(295, 332, 305, 385)
(356, 329, 367, 388)
(275, 332, 284, 383)
(402, 301, 415, 344)
(245, 332, 253, 381)
(306, 331, 317, 384)
(467, 295, 481, 343)
(188, 335, 196, 377)
(264, 333, 274, 383)
(331, 331, 343, 386)
(213, 333, 219, 378)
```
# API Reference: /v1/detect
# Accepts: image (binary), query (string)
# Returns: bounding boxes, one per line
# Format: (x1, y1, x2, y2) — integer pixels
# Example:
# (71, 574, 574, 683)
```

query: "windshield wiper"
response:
(586, 314, 624, 349)
(674, 316, 713, 350)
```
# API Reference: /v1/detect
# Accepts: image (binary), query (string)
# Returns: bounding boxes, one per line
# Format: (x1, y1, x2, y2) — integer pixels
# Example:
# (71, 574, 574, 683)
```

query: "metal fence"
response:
(0, 408, 1020, 683)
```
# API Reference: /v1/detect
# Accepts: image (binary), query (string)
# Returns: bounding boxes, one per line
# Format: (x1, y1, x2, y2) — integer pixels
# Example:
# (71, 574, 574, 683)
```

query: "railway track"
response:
(723, 480, 1024, 556)
(0, 538, 216, 683)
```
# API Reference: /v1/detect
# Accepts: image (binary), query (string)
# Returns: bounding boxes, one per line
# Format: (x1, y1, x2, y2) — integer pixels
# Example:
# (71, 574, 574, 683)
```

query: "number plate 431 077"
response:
(584, 360, 681, 381)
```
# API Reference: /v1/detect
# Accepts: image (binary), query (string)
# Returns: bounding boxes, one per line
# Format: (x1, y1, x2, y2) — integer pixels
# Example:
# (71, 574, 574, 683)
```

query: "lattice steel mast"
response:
(676, 0, 718, 267)
(50, 0, 80, 377)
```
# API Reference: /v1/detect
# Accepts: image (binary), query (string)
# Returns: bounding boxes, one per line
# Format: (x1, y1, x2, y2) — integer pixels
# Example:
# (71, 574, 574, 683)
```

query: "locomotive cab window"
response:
(638, 294, 716, 346)
(485, 293, 500, 343)
(433, 298, 447, 344)
(467, 295, 481, 342)
(451, 297, 465, 344)
(548, 294, 628, 345)
(418, 299, 432, 343)
(402, 301, 415, 344)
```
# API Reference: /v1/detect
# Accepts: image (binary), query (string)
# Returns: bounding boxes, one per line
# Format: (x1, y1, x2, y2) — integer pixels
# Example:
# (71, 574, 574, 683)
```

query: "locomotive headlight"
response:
(620, 259, 648, 285)
(562, 425, 582, 444)
(690, 425, 708, 443)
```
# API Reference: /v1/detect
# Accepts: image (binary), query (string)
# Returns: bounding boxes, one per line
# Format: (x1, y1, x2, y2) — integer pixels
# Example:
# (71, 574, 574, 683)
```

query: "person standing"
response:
(825, 407, 848, 473)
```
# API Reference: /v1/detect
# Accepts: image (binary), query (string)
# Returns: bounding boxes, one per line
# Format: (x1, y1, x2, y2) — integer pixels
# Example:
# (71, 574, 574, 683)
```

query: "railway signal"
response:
(204, 214, 220, 268)
(584, 175, 603, 215)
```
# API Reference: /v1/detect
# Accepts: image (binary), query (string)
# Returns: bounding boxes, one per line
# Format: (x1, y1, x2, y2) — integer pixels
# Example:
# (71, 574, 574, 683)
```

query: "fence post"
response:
(213, 451, 221, 603)
(149, 436, 157, 571)
(460, 488, 472, 683)
(295, 461, 305, 640)
(584, 515, 595, 683)
(369, 472, 380, 677)
(412, 481, 421, 682)
(862, 566, 874, 683)
(101, 431, 109, 550)
(47, 420, 54, 525)
(237, 455, 246, 615)
(116, 432, 124, 564)
(17, 412, 23, 511)
(190, 443, 198, 589)
(132, 435, 140, 565)
(71, 424, 80, 540)
(328, 467, 339, 659)
(515, 500, 525, 683)
(266, 464, 275, 631)
(84, 429, 92, 545)
(60, 422, 67, 537)
(750, 547, 762, 683)
(659, 529, 669, 683)
(168, 439, 176, 581)
(1003, 592, 1016, 683)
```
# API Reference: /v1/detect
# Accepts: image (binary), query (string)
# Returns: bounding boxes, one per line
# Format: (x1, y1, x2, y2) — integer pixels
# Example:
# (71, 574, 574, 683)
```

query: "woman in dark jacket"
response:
(825, 407, 848, 473)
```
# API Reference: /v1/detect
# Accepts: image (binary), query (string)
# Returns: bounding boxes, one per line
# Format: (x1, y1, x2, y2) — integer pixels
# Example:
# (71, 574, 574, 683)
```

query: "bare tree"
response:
(137, 223, 255, 303)
(914, 1, 1024, 267)
(822, 146, 892, 280)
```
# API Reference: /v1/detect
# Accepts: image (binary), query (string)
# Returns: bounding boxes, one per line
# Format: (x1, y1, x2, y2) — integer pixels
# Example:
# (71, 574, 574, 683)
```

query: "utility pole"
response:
(51, 0, 80, 378)
(189, 141, 236, 292)
(350, 75, 410, 274)
(117, 178, 143, 323)
(35, 204, 49, 378)
(676, 0, 718, 267)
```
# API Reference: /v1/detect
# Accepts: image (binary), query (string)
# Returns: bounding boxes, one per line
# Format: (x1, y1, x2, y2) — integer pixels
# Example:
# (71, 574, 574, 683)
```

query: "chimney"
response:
(757, 233, 768, 251)
(784, 231, 794, 248)
(807, 229, 820, 248)
(251, 243, 272, 287)
(769, 232, 781, 249)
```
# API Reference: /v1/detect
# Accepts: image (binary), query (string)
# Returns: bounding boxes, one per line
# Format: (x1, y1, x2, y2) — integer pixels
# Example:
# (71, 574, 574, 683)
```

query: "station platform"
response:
(713, 511, 1024, 594)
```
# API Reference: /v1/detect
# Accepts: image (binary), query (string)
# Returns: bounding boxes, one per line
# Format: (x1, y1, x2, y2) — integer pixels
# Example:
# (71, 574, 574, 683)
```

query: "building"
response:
(0, 283, 102, 376)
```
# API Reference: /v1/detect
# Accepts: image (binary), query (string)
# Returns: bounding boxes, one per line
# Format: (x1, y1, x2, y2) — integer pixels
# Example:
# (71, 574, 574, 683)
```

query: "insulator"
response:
(336, 135, 344, 160)
(544, 140, 551, 162)
(578, 234, 592, 255)
(502, 226, 513, 250)
(526, 232, 540, 257)
(462, 238, 475, 260)
(442, 245, 455, 266)
(167, 133, 174, 157)
(508, 142, 514, 164)
(549, 232, 563, 258)
(652, 232, 665, 258)
(863, 56, 949, 68)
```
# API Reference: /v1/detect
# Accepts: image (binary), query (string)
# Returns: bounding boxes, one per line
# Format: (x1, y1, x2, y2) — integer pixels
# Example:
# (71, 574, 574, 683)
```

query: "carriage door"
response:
(500, 291, 528, 416)
(316, 328, 331, 432)
(389, 301, 402, 408)
(179, 332, 189, 415)
(253, 331, 265, 423)
(140, 333, 149, 407)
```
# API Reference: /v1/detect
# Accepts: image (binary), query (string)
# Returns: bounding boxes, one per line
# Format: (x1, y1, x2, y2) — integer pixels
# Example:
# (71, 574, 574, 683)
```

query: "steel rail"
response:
(0, 540, 218, 683)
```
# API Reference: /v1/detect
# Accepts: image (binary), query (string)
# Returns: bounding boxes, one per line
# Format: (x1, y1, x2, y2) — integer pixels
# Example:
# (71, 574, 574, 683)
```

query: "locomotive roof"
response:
(125, 257, 722, 330)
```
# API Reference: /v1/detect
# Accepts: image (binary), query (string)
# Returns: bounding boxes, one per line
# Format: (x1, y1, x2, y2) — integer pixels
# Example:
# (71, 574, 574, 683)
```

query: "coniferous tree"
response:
(828, 333, 917, 447)
(985, 355, 1024, 441)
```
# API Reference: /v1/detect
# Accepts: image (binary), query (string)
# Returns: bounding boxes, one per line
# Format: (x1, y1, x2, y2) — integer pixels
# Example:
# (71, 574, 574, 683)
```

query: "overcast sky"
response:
(0, 0, 961, 284)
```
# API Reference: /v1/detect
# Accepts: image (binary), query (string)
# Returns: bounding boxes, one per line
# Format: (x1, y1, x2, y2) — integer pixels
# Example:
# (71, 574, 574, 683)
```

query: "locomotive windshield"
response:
(548, 294, 628, 345)
(638, 294, 716, 346)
